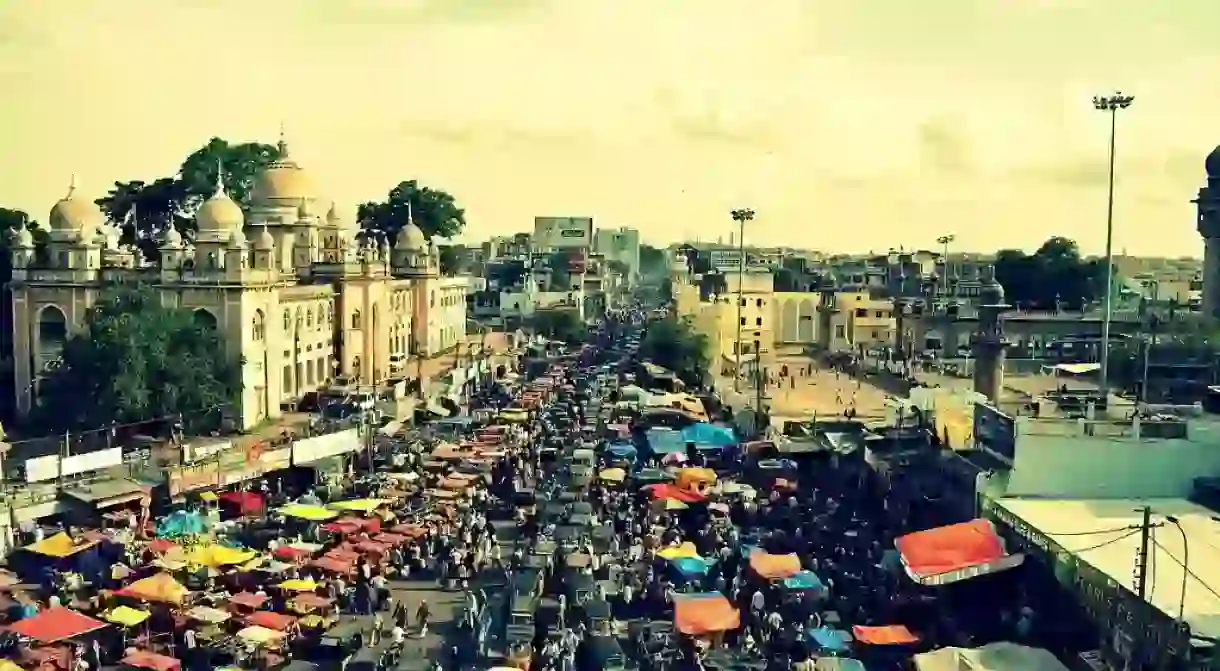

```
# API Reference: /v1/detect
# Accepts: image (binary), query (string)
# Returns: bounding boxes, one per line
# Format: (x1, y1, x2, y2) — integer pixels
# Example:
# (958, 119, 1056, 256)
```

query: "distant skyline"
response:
(2, 0, 1219, 256)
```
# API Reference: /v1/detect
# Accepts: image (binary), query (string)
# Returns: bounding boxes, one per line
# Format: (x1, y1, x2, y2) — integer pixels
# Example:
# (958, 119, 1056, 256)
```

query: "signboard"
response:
(220, 465, 264, 487)
(292, 429, 360, 466)
(534, 216, 592, 249)
(169, 461, 220, 496)
(261, 447, 292, 471)
(25, 455, 59, 483)
(973, 403, 1016, 465)
(185, 439, 232, 465)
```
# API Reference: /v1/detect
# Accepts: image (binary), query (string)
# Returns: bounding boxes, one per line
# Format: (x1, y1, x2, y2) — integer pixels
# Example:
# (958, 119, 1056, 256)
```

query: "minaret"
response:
(972, 265, 1009, 403)
(1194, 146, 1220, 318)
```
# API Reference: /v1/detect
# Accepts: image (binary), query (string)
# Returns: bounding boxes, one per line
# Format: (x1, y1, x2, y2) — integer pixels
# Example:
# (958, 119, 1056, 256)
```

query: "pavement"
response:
(715, 356, 893, 423)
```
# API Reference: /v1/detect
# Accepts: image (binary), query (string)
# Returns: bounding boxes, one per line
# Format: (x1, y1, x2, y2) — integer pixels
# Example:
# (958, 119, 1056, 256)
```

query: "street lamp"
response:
(730, 208, 755, 393)
(1164, 515, 1189, 623)
(936, 234, 955, 297)
(1093, 91, 1135, 395)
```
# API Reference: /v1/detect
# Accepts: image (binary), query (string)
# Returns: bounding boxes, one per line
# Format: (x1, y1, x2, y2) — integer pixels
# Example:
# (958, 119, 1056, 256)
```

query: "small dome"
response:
(396, 222, 428, 250)
(48, 177, 103, 235)
(161, 226, 183, 248)
(1207, 145, 1220, 178)
(254, 226, 275, 251)
(196, 191, 244, 237)
(251, 138, 316, 205)
(326, 201, 341, 225)
(227, 230, 247, 250)
(980, 265, 1007, 305)
(297, 197, 312, 220)
(11, 223, 34, 248)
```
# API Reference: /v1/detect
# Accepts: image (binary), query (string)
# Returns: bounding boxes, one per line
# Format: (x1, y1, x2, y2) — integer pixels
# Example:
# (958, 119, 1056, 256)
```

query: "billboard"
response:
(973, 403, 1016, 465)
(534, 216, 593, 249)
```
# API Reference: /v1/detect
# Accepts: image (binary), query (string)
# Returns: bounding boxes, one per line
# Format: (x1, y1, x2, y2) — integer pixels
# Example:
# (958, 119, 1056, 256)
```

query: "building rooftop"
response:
(996, 496, 1220, 640)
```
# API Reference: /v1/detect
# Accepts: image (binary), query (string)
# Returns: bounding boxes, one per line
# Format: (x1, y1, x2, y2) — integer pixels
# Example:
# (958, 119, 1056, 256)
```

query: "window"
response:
(835, 325, 846, 339)
(351, 310, 361, 329)
(755, 299, 764, 308)
(740, 318, 746, 326)
(755, 318, 762, 326)
(875, 311, 886, 319)
(740, 298, 747, 307)
(283, 310, 291, 331)
(855, 308, 867, 318)
(306, 309, 313, 327)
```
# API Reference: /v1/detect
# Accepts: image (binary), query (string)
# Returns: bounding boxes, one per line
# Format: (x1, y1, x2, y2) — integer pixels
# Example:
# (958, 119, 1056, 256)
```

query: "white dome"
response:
(161, 226, 184, 248)
(196, 191, 244, 237)
(48, 178, 103, 236)
(254, 226, 275, 251)
(251, 139, 315, 205)
(10, 223, 34, 248)
(396, 222, 427, 250)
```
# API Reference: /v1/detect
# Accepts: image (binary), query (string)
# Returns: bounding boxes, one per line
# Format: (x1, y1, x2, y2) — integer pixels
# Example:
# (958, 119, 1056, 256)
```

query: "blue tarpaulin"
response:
(672, 591, 724, 601)
(681, 422, 737, 447)
(808, 626, 851, 652)
(607, 443, 638, 457)
(671, 557, 712, 577)
(645, 429, 686, 455)
(783, 570, 825, 590)
(156, 510, 206, 538)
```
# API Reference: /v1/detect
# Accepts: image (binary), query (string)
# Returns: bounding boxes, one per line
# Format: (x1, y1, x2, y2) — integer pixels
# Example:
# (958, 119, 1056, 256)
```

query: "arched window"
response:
(252, 309, 266, 341)
(306, 308, 313, 328)
(36, 305, 67, 358)
(193, 309, 218, 331)
(283, 310, 291, 332)
(351, 310, 361, 330)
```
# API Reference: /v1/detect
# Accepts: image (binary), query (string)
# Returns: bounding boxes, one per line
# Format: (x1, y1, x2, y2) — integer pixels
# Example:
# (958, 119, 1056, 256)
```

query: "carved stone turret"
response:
(972, 265, 1009, 403)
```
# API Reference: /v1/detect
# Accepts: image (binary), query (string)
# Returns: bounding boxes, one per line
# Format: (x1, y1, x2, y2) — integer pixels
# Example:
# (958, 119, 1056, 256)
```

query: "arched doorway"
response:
(36, 305, 68, 372)
(193, 309, 218, 330)
(797, 298, 815, 342)
(372, 305, 380, 383)
(780, 299, 798, 342)
(253, 309, 268, 420)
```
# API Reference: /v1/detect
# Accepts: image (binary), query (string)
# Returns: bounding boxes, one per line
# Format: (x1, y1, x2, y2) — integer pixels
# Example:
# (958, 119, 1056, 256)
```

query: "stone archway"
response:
(797, 298, 816, 342)
(193, 308, 219, 331)
(36, 305, 67, 363)
(780, 299, 798, 343)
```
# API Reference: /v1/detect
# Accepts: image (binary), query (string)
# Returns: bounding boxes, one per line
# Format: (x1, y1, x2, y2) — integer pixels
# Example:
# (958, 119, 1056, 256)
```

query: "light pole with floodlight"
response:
(730, 208, 755, 392)
(1093, 91, 1135, 394)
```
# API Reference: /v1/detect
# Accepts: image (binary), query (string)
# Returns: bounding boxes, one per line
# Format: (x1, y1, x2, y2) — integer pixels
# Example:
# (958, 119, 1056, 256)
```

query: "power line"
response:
(1070, 529, 1142, 554)
(1151, 537, 1220, 605)
(5, 403, 230, 448)
(1044, 524, 1142, 537)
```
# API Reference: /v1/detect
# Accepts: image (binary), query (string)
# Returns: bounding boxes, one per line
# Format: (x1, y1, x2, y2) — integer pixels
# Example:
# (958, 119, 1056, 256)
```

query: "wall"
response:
(773, 292, 820, 344)
(533, 216, 593, 251)
(997, 419, 1220, 500)
(723, 271, 776, 359)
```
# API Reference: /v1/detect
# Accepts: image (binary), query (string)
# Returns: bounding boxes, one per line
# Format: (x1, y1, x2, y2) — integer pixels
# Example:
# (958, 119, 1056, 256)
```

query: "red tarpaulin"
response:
(218, 491, 265, 513)
(273, 546, 311, 560)
(894, 518, 1024, 586)
(645, 484, 706, 504)
(310, 556, 354, 574)
(8, 607, 107, 643)
(227, 592, 268, 610)
(246, 611, 296, 631)
(122, 650, 182, 671)
(145, 539, 177, 554)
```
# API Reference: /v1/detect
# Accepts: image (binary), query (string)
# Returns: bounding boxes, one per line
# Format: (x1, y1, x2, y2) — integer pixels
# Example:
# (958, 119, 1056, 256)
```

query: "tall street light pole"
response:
(730, 208, 755, 393)
(1093, 91, 1135, 395)
(936, 234, 955, 297)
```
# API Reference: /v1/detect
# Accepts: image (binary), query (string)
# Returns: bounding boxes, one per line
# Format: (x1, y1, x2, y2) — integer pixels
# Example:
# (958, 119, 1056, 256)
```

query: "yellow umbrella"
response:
(329, 499, 387, 514)
(599, 468, 627, 483)
(0, 661, 23, 671)
(187, 544, 257, 568)
(104, 605, 150, 627)
(657, 542, 699, 560)
(277, 578, 320, 592)
(279, 504, 338, 521)
(236, 626, 285, 645)
(199, 491, 219, 502)
(652, 498, 688, 512)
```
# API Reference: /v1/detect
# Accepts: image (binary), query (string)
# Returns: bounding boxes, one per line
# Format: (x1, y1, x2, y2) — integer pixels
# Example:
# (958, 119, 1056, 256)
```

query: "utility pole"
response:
(936, 234, 955, 297)
(730, 208, 755, 393)
(1141, 280, 1158, 405)
(1093, 91, 1135, 394)
(1135, 505, 1152, 599)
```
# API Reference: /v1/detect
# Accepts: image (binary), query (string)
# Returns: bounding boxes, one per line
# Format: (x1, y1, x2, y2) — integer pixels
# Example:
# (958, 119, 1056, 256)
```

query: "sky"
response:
(2, 0, 1219, 256)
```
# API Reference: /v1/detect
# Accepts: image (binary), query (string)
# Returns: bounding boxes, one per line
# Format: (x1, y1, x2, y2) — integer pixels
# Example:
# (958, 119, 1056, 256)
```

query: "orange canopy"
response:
(115, 573, 189, 605)
(748, 551, 802, 580)
(673, 595, 740, 635)
(895, 518, 1010, 583)
(852, 624, 919, 645)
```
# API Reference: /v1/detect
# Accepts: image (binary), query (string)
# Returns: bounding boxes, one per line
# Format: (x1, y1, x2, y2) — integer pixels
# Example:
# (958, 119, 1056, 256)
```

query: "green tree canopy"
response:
(438, 245, 463, 276)
(532, 309, 585, 344)
(640, 244, 668, 279)
(32, 283, 241, 433)
(95, 138, 283, 260)
(0, 208, 50, 267)
(640, 316, 709, 387)
(358, 180, 466, 244)
(993, 236, 1107, 310)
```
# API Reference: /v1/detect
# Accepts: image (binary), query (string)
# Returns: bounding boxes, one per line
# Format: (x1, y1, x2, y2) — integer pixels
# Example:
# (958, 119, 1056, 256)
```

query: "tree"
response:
(438, 245, 462, 276)
(358, 180, 466, 244)
(95, 137, 283, 260)
(0, 208, 50, 265)
(32, 283, 240, 433)
(993, 237, 1106, 310)
(640, 244, 668, 279)
(607, 259, 630, 277)
(546, 250, 574, 291)
(773, 267, 799, 292)
(532, 309, 585, 344)
(640, 316, 710, 387)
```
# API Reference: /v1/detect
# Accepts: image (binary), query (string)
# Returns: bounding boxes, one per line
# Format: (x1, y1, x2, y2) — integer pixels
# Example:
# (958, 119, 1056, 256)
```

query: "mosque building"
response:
(6, 135, 469, 429)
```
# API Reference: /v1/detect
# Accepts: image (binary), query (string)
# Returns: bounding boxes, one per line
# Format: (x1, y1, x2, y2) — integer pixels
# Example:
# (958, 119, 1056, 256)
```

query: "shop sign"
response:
(292, 429, 360, 465)
(261, 447, 292, 471)
(220, 466, 264, 487)
(169, 462, 220, 496)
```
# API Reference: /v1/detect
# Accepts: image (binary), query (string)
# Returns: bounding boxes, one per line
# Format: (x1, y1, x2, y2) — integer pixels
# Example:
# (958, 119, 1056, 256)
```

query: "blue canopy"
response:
(606, 443, 638, 457)
(670, 557, 712, 577)
(808, 626, 851, 652)
(156, 510, 206, 538)
(681, 422, 737, 447)
(810, 661, 864, 671)
(645, 429, 686, 455)
(783, 570, 825, 590)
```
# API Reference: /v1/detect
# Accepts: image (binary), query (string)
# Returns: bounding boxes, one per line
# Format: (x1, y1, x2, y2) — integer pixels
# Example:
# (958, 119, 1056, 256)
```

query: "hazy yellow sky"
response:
(2, 0, 1219, 255)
